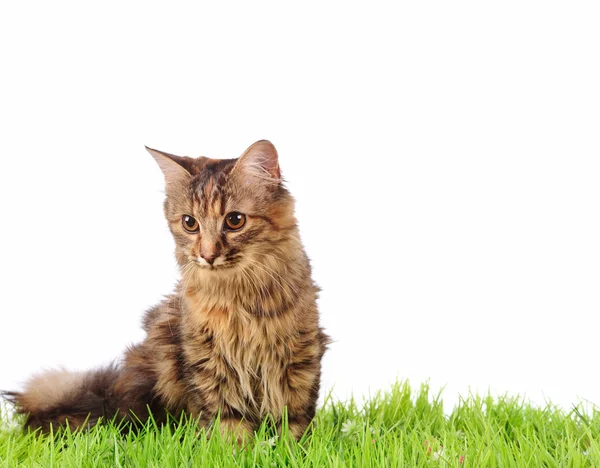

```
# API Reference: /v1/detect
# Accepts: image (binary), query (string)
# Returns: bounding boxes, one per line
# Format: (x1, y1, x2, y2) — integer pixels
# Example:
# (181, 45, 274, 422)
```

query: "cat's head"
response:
(148, 140, 297, 274)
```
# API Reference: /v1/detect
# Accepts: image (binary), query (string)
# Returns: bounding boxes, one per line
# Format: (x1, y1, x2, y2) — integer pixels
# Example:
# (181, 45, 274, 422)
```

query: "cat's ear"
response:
(146, 146, 191, 190)
(232, 140, 281, 184)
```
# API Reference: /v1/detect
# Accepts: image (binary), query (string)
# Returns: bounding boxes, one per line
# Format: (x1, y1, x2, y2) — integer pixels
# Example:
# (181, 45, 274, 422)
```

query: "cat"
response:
(4, 140, 329, 441)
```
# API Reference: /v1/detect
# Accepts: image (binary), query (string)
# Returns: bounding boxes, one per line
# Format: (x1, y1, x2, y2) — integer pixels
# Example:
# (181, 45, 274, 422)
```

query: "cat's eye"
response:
(224, 212, 246, 231)
(182, 215, 200, 233)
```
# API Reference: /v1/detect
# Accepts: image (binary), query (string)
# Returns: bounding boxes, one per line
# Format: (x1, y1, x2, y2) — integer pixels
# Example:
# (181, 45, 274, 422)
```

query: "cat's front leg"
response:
(184, 353, 255, 444)
(282, 386, 319, 440)
(218, 417, 254, 444)
(186, 395, 253, 444)
(280, 355, 323, 439)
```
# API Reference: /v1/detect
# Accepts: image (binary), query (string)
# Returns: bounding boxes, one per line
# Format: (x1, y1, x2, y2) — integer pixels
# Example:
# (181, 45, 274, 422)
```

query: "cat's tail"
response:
(2, 347, 162, 433)
(2, 366, 123, 432)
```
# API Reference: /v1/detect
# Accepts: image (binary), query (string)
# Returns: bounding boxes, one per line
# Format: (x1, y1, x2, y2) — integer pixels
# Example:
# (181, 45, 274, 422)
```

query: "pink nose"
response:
(200, 250, 219, 265)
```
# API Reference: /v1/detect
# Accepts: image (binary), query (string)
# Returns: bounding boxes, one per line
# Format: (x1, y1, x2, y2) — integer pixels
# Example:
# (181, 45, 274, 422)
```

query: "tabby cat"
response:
(4, 140, 329, 441)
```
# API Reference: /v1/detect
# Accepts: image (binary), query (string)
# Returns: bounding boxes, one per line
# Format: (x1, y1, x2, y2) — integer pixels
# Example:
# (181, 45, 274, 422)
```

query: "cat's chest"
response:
(186, 302, 295, 416)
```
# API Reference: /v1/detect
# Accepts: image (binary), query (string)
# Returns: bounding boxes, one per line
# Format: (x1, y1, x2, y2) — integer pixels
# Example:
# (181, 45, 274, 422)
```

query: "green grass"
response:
(1, 381, 599, 467)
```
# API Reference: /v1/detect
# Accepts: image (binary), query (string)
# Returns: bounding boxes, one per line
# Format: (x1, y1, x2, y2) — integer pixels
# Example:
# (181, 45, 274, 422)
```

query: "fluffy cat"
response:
(4, 140, 329, 441)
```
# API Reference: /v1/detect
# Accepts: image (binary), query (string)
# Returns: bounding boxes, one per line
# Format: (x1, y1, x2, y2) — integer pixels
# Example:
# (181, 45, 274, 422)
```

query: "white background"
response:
(1, 1, 599, 413)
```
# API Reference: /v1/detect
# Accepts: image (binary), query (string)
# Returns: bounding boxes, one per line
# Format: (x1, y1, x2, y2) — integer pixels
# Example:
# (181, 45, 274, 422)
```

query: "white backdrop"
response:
(1, 1, 599, 413)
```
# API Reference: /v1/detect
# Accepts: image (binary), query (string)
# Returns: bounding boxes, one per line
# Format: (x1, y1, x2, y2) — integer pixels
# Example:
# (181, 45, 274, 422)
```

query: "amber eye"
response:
(224, 212, 246, 231)
(182, 215, 199, 233)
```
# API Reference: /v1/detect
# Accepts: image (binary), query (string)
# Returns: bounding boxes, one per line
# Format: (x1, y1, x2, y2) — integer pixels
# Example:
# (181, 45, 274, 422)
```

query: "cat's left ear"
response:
(232, 140, 281, 183)
(146, 146, 191, 190)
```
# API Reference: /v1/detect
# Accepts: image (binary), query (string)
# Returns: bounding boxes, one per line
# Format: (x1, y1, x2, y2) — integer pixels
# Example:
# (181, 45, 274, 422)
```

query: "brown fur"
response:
(4, 140, 329, 440)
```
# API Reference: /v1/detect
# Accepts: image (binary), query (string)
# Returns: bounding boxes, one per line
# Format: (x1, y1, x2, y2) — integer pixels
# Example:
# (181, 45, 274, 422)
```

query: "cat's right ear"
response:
(146, 146, 191, 191)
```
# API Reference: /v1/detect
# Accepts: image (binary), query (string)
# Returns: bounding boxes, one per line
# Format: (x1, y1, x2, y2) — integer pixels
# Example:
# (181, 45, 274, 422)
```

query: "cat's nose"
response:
(200, 250, 219, 265)
(199, 239, 221, 266)
(201, 254, 216, 265)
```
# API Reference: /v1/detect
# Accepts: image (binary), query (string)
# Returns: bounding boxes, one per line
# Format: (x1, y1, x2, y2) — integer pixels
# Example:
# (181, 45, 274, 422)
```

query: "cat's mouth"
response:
(191, 258, 236, 270)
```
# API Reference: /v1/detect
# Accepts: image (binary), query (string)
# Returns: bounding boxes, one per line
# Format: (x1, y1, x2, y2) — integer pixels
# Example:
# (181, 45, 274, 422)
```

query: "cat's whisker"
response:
(244, 259, 296, 304)
(263, 256, 300, 289)
(247, 263, 271, 303)
(265, 250, 296, 269)
(238, 267, 256, 305)
(178, 262, 197, 313)
(236, 264, 254, 296)
(249, 256, 300, 295)
(239, 264, 266, 305)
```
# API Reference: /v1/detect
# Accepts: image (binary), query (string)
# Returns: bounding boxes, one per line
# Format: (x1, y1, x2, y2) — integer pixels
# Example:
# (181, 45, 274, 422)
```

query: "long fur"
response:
(4, 366, 122, 432)
(4, 140, 329, 440)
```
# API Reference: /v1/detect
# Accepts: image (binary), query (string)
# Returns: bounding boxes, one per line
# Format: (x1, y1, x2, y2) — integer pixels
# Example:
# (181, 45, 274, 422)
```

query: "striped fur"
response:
(5, 140, 329, 440)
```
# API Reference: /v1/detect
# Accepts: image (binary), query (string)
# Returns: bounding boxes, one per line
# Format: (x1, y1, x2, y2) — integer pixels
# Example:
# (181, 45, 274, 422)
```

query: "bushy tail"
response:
(3, 347, 163, 433)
